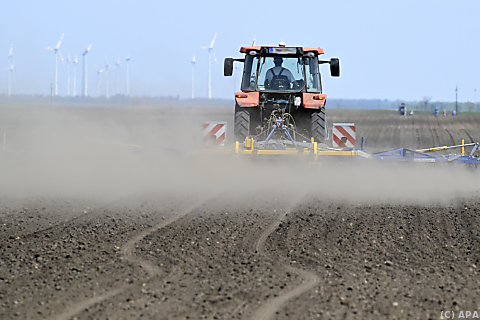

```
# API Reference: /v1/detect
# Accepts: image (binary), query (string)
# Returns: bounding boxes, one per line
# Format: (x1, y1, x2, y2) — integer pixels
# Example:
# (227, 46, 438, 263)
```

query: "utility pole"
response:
(455, 86, 458, 113)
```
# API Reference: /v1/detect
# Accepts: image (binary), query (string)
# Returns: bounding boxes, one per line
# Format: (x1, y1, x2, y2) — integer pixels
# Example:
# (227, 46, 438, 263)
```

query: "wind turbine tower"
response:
(115, 56, 120, 95)
(126, 56, 130, 96)
(7, 44, 13, 96)
(8, 61, 14, 96)
(73, 54, 78, 97)
(104, 56, 112, 99)
(45, 34, 64, 96)
(82, 44, 91, 97)
(201, 33, 217, 99)
(191, 55, 195, 99)
(96, 66, 105, 96)
(66, 54, 70, 96)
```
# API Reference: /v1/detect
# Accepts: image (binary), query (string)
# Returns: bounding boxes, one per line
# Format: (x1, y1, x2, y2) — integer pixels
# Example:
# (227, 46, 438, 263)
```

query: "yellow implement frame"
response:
(416, 139, 472, 155)
(206, 137, 360, 158)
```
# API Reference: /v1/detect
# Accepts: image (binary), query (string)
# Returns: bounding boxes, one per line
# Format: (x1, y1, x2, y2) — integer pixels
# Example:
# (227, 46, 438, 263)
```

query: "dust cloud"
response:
(0, 106, 478, 205)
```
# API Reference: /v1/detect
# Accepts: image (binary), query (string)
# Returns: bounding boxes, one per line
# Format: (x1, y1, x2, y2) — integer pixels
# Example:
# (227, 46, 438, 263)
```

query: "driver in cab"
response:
(265, 57, 298, 90)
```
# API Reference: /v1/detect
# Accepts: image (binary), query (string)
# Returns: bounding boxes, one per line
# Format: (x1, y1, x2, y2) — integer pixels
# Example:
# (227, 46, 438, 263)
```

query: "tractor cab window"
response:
(256, 56, 305, 92)
(305, 57, 321, 92)
(241, 55, 258, 91)
(240, 55, 321, 92)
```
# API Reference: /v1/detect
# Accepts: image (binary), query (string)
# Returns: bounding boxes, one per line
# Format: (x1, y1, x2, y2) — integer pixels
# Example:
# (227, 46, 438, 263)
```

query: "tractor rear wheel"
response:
(310, 110, 326, 142)
(234, 111, 250, 143)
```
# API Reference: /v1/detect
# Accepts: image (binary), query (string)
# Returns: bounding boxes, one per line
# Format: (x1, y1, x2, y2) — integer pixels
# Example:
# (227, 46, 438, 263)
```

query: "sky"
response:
(2, 0, 480, 102)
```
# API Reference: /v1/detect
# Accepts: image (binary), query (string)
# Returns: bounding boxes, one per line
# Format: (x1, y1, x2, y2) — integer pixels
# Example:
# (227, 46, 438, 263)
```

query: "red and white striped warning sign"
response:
(203, 122, 227, 147)
(332, 123, 356, 148)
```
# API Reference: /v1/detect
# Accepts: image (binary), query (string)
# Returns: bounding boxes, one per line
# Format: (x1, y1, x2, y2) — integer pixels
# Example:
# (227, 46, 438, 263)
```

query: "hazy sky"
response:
(2, 0, 480, 102)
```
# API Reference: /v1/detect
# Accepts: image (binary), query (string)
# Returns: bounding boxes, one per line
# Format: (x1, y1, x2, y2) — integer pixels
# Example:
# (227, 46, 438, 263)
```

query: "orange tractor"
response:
(224, 43, 340, 145)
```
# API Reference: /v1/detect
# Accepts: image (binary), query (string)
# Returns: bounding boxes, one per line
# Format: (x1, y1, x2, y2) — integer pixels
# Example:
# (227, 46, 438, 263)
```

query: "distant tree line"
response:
(327, 98, 479, 113)
(0, 94, 478, 112)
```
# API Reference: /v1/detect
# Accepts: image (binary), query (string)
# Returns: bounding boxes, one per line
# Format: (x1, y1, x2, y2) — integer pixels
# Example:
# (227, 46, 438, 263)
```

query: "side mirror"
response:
(330, 58, 340, 77)
(224, 58, 233, 76)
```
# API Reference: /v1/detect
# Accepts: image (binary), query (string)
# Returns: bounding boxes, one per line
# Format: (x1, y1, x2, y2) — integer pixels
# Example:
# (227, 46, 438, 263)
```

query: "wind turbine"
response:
(7, 44, 13, 66)
(66, 54, 70, 96)
(96, 65, 105, 97)
(201, 33, 218, 99)
(191, 55, 195, 99)
(59, 53, 66, 95)
(126, 55, 130, 96)
(82, 44, 92, 97)
(104, 56, 113, 99)
(73, 54, 78, 97)
(7, 44, 13, 97)
(45, 34, 64, 96)
(115, 56, 120, 95)
(8, 61, 14, 96)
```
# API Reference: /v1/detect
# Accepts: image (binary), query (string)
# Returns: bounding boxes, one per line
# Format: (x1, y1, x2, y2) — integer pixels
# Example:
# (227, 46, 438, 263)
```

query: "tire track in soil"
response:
(13, 192, 147, 239)
(426, 116, 437, 147)
(463, 120, 480, 142)
(54, 193, 219, 320)
(461, 129, 474, 143)
(444, 128, 456, 145)
(250, 194, 319, 320)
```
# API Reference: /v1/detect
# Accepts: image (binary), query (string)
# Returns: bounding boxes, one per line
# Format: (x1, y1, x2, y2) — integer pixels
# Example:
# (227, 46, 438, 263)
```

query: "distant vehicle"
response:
(399, 103, 406, 116)
(434, 106, 439, 117)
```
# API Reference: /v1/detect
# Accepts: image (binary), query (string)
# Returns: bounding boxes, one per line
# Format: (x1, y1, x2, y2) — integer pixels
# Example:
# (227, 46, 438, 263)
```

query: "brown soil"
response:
(1, 107, 480, 320)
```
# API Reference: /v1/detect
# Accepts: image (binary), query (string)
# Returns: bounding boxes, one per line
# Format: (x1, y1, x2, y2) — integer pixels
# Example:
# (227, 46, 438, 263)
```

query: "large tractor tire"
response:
(310, 110, 326, 142)
(234, 111, 250, 143)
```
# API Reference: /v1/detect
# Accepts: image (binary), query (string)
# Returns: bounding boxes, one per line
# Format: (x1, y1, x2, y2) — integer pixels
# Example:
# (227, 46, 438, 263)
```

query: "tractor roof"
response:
(240, 46, 324, 55)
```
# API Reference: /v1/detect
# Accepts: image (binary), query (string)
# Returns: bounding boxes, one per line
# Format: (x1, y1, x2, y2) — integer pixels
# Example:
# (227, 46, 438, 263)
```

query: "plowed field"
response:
(1, 107, 480, 320)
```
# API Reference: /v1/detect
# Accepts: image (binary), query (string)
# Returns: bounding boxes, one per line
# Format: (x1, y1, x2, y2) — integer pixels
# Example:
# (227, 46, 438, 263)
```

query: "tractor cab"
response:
(225, 44, 339, 93)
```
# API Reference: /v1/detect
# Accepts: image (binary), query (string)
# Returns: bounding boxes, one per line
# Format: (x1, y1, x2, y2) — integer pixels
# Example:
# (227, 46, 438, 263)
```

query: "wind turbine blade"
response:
(200, 46, 207, 49)
(59, 52, 65, 63)
(87, 44, 92, 51)
(56, 34, 64, 49)
(45, 47, 54, 50)
(252, 34, 256, 46)
(209, 33, 217, 48)
(212, 51, 218, 64)
(8, 44, 13, 57)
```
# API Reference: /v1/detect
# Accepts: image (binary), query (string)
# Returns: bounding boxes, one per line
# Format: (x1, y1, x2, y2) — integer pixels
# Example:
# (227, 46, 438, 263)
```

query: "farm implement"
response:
(202, 121, 480, 166)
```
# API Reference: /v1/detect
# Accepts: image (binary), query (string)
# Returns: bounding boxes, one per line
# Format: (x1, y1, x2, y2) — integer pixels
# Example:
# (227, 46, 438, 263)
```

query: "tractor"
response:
(224, 42, 340, 144)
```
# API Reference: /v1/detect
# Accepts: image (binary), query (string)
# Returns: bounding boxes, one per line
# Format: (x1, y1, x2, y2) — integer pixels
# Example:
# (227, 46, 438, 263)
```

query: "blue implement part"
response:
(259, 124, 277, 150)
(283, 126, 298, 150)
(372, 148, 480, 164)
(259, 118, 298, 150)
